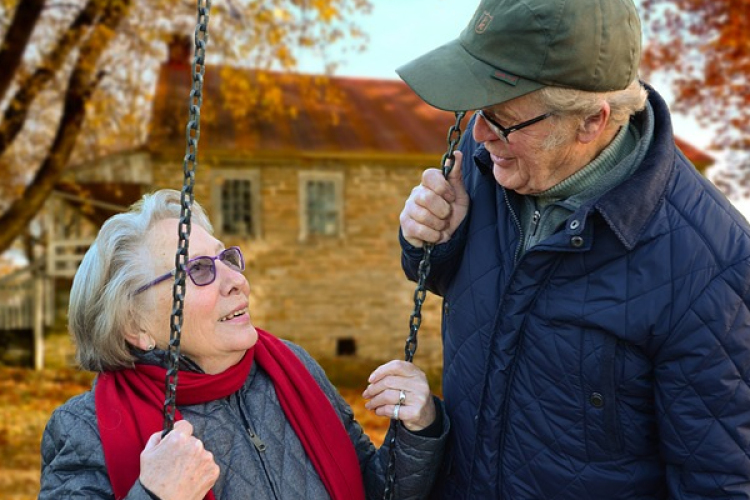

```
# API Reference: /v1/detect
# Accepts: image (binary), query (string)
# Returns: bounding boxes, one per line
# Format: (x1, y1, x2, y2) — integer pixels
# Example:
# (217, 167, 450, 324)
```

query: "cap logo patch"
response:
(491, 70, 519, 86)
(475, 11, 493, 34)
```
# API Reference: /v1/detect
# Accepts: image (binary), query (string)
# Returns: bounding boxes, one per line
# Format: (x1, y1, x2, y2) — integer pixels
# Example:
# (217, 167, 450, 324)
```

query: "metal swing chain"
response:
(163, 0, 212, 435)
(382, 111, 465, 500)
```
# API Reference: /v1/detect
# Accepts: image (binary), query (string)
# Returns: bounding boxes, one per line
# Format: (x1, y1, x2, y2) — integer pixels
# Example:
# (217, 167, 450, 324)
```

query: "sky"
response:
(295, 0, 711, 151)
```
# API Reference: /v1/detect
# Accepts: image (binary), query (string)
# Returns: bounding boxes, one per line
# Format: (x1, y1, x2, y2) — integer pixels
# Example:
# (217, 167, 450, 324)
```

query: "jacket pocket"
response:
(582, 331, 624, 458)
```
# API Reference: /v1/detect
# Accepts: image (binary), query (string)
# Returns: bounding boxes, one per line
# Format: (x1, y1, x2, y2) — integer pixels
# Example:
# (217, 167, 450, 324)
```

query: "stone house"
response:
(0, 38, 714, 369)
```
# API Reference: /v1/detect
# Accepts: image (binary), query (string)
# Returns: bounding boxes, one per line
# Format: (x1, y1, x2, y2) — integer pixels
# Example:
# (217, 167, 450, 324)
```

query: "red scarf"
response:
(95, 329, 365, 500)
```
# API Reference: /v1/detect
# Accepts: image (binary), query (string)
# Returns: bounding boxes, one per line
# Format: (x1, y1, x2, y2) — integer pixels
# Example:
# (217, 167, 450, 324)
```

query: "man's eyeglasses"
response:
(477, 109, 553, 143)
(133, 246, 245, 295)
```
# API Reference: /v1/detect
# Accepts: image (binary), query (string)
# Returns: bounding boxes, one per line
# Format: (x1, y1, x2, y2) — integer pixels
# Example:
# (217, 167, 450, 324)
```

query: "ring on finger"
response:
(398, 389, 406, 405)
(392, 403, 401, 420)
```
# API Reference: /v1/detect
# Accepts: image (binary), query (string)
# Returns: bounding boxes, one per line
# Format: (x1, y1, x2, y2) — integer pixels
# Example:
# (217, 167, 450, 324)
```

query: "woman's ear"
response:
(577, 101, 612, 144)
(124, 330, 155, 351)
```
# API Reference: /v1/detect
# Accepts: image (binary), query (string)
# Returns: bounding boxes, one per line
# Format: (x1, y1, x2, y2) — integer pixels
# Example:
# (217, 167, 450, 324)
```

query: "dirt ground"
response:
(0, 362, 391, 500)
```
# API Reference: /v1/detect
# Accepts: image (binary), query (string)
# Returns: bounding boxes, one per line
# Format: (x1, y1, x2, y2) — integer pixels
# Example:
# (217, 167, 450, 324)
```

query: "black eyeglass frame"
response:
(477, 109, 553, 143)
(133, 246, 245, 296)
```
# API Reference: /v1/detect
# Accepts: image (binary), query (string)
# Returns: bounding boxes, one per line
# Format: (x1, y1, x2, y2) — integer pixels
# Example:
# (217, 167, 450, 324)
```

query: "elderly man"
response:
(397, 0, 750, 498)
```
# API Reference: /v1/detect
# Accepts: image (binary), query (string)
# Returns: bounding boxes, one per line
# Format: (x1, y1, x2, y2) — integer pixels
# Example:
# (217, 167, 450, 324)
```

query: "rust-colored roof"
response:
(148, 59, 715, 170)
(148, 63, 458, 159)
(674, 136, 714, 171)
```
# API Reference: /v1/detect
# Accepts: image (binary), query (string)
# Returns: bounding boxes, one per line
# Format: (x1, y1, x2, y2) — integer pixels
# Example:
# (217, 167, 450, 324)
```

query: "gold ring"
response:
(399, 389, 406, 405)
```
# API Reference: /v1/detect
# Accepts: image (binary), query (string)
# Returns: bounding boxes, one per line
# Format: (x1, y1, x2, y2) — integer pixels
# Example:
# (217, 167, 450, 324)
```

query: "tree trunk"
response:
(0, 0, 133, 254)
(0, 0, 100, 156)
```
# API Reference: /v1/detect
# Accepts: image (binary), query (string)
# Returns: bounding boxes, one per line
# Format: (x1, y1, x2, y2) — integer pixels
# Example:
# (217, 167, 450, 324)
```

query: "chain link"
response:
(163, 0, 212, 436)
(382, 111, 465, 499)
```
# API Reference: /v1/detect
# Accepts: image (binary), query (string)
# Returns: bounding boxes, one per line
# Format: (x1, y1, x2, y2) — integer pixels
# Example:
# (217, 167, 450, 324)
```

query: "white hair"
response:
(68, 189, 213, 372)
(536, 79, 648, 149)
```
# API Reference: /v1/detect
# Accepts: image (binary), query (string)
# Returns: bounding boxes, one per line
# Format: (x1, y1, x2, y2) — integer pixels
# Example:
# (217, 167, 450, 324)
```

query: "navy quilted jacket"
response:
(401, 87, 750, 499)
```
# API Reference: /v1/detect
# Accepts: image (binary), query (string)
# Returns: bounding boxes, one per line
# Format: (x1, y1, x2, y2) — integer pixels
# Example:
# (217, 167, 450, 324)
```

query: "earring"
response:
(147, 343, 155, 351)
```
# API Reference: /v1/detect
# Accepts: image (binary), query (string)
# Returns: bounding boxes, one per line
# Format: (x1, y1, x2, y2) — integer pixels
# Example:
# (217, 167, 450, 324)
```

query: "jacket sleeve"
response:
(656, 259, 750, 498)
(285, 342, 449, 500)
(39, 398, 154, 500)
(360, 397, 449, 500)
(400, 219, 469, 298)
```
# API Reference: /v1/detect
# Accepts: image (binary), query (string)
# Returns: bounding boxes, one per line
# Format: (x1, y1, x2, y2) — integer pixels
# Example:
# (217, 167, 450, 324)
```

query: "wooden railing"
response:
(0, 265, 48, 369)
(46, 238, 93, 278)
(0, 268, 34, 330)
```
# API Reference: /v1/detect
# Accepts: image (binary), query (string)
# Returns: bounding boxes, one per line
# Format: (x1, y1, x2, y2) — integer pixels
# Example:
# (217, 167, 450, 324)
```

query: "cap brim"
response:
(396, 39, 544, 112)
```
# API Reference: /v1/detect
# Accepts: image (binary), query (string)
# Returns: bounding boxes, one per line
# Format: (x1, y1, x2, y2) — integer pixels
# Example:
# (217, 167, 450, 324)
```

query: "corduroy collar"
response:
(592, 84, 675, 250)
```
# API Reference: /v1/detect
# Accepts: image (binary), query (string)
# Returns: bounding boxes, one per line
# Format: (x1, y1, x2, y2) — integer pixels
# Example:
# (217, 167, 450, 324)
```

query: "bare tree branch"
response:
(0, 0, 45, 103)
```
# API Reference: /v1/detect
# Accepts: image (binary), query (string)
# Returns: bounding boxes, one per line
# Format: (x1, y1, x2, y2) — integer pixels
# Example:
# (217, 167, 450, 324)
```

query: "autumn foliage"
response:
(0, 0, 371, 256)
(641, 0, 750, 197)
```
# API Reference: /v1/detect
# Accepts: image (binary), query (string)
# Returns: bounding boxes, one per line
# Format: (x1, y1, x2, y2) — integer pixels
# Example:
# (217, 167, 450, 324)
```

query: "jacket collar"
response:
(592, 84, 674, 250)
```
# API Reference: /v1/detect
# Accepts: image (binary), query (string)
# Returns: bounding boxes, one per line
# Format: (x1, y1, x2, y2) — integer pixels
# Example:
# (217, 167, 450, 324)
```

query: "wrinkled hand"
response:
(139, 420, 219, 500)
(400, 151, 469, 248)
(362, 360, 436, 432)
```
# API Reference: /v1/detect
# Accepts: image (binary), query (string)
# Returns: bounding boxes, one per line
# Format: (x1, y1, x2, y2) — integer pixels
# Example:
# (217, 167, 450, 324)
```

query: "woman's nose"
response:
(218, 261, 249, 294)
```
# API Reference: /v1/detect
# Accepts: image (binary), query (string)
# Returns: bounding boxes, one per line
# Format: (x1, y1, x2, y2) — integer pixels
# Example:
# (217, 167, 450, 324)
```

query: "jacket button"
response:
(570, 236, 584, 248)
(590, 392, 604, 408)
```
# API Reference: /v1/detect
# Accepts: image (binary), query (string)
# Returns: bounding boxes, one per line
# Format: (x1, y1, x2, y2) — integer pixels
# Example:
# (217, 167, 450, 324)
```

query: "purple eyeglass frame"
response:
(133, 246, 245, 296)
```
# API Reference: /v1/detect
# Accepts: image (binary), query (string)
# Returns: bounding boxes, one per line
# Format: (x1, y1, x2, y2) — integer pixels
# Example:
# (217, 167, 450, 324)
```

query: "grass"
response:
(0, 350, 441, 499)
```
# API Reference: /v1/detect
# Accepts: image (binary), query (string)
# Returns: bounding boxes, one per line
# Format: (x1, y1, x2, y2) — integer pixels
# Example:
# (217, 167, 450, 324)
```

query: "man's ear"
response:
(577, 101, 612, 144)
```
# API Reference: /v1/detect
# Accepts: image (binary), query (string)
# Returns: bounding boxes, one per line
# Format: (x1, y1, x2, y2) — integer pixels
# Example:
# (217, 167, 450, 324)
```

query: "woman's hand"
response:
(139, 420, 219, 500)
(362, 360, 437, 432)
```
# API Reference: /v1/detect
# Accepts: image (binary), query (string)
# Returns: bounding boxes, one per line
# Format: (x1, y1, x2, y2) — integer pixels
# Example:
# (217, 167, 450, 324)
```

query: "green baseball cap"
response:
(397, 0, 642, 111)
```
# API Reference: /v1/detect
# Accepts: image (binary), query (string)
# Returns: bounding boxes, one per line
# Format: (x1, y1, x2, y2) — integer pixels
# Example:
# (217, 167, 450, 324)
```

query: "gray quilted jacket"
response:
(40, 341, 448, 499)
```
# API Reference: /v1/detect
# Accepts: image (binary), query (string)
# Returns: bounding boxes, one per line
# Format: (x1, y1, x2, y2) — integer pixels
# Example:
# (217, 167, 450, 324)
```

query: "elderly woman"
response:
(40, 189, 447, 500)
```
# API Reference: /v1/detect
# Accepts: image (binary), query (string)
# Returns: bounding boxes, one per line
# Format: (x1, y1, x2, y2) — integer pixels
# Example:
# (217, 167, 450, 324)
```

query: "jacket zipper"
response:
(530, 210, 541, 236)
(246, 425, 267, 452)
(235, 394, 279, 499)
(495, 257, 562, 496)
(503, 189, 524, 264)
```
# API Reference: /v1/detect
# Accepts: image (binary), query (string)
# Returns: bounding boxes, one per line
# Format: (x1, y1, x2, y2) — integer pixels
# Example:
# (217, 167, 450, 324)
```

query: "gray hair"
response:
(68, 189, 213, 372)
(536, 79, 648, 149)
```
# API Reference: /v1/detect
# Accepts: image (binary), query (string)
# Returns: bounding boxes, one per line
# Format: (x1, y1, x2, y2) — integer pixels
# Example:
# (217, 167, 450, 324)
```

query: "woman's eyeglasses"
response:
(477, 109, 553, 143)
(133, 246, 245, 295)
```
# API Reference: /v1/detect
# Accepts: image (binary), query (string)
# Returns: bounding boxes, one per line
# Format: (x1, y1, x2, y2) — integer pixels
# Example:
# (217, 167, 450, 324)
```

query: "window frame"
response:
(211, 168, 262, 239)
(298, 171, 344, 241)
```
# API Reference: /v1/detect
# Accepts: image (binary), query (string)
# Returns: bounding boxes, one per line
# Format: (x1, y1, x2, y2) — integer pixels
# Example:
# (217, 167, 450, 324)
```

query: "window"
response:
(298, 171, 344, 240)
(212, 169, 261, 238)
